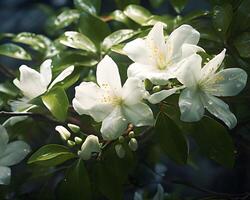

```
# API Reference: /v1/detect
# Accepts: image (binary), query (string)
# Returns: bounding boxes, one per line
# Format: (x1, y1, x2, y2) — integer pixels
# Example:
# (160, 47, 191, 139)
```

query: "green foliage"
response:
(74, 0, 101, 15)
(0, 43, 31, 60)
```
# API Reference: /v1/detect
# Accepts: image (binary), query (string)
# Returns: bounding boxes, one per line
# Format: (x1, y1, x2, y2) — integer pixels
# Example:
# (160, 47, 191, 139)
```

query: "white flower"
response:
(13, 59, 74, 99)
(73, 55, 154, 140)
(78, 135, 101, 160)
(176, 49, 247, 128)
(55, 125, 71, 141)
(123, 22, 204, 85)
(0, 125, 30, 185)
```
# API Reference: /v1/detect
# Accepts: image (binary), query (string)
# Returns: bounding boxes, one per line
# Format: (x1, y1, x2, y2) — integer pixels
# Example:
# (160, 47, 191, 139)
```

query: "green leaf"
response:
(102, 29, 138, 51)
(181, 10, 210, 24)
(233, 0, 250, 31)
(0, 43, 31, 60)
(42, 87, 69, 121)
(28, 144, 76, 166)
(149, 0, 165, 8)
(143, 15, 173, 28)
(74, 0, 101, 15)
(50, 9, 80, 30)
(110, 10, 137, 28)
(124, 5, 151, 25)
(234, 32, 250, 58)
(57, 159, 91, 200)
(155, 112, 188, 164)
(78, 12, 111, 48)
(114, 0, 140, 9)
(169, 0, 189, 13)
(59, 31, 97, 53)
(212, 4, 233, 38)
(190, 117, 235, 168)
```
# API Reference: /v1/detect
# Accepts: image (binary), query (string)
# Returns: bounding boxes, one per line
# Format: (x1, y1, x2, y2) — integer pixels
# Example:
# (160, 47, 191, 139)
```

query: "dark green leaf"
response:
(149, 0, 165, 8)
(28, 144, 76, 166)
(234, 32, 250, 58)
(233, 0, 250, 31)
(0, 43, 31, 60)
(155, 112, 188, 164)
(74, 0, 101, 15)
(42, 87, 69, 121)
(191, 117, 235, 168)
(110, 10, 137, 28)
(124, 5, 151, 25)
(169, 0, 189, 13)
(181, 10, 210, 24)
(57, 159, 91, 200)
(114, 0, 140, 9)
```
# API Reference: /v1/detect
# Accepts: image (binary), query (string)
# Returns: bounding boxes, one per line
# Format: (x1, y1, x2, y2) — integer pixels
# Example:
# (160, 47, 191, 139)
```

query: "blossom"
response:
(73, 55, 154, 140)
(0, 125, 30, 185)
(176, 49, 247, 128)
(13, 59, 74, 99)
(78, 135, 101, 160)
(123, 22, 204, 85)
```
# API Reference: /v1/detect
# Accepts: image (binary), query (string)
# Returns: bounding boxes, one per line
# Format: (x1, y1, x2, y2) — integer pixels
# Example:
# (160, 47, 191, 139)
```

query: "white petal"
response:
(96, 55, 122, 94)
(0, 125, 9, 153)
(148, 86, 184, 104)
(78, 135, 100, 160)
(200, 93, 237, 129)
(0, 166, 11, 185)
(13, 65, 47, 99)
(122, 102, 154, 126)
(0, 141, 30, 166)
(179, 88, 205, 122)
(73, 82, 113, 122)
(123, 38, 153, 65)
(181, 43, 205, 58)
(101, 107, 128, 140)
(40, 59, 52, 87)
(177, 54, 202, 87)
(122, 77, 147, 105)
(166, 24, 200, 59)
(48, 65, 74, 90)
(201, 49, 226, 79)
(203, 68, 248, 96)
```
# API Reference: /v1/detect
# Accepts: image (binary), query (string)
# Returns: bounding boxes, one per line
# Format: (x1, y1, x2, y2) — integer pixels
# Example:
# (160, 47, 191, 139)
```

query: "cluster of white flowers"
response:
(14, 22, 248, 160)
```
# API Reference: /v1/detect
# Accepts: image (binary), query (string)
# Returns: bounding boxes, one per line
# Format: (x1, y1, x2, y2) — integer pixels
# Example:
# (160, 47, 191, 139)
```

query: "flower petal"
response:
(73, 82, 114, 122)
(0, 125, 9, 153)
(40, 59, 52, 87)
(203, 68, 248, 96)
(13, 65, 47, 99)
(48, 65, 74, 90)
(0, 166, 11, 185)
(122, 102, 154, 126)
(78, 135, 100, 160)
(101, 107, 128, 140)
(201, 49, 226, 79)
(96, 55, 122, 94)
(181, 43, 205, 58)
(179, 88, 205, 122)
(0, 141, 30, 166)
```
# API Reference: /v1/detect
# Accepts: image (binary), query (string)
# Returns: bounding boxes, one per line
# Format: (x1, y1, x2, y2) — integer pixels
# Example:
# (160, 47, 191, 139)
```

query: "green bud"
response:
(115, 144, 125, 158)
(152, 85, 161, 93)
(128, 131, 135, 138)
(74, 137, 83, 144)
(128, 138, 138, 151)
(55, 126, 71, 141)
(67, 123, 80, 133)
(144, 79, 153, 91)
(67, 140, 76, 147)
(118, 136, 125, 143)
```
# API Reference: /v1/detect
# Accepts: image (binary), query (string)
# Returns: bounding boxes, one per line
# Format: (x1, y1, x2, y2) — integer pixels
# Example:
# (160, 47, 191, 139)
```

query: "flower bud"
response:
(67, 123, 80, 133)
(55, 126, 71, 141)
(67, 140, 75, 147)
(144, 79, 153, 91)
(152, 85, 161, 93)
(74, 137, 82, 144)
(128, 138, 138, 151)
(115, 144, 125, 158)
(78, 135, 101, 160)
(128, 131, 135, 138)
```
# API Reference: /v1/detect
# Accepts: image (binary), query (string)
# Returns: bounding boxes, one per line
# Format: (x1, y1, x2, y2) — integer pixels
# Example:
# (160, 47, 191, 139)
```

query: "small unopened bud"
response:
(55, 126, 71, 141)
(144, 79, 153, 91)
(67, 140, 75, 147)
(129, 138, 138, 151)
(128, 131, 135, 138)
(74, 137, 82, 144)
(78, 135, 101, 160)
(119, 136, 125, 143)
(115, 144, 125, 158)
(68, 123, 80, 133)
(152, 85, 161, 93)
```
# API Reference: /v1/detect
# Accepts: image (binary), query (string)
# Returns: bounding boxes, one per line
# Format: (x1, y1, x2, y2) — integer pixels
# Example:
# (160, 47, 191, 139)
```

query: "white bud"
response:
(115, 144, 125, 158)
(55, 126, 71, 141)
(129, 138, 138, 151)
(67, 140, 75, 147)
(78, 135, 101, 160)
(74, 137, 82, 144)
(67, 123, 80, 133)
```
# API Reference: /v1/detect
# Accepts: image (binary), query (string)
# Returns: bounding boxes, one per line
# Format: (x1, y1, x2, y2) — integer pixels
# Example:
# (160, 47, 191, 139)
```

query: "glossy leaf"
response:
(233, 0, 250, 31)
(234, 32, 250, 58)
(149, 0, 165, 8)
(110, 10, 137, 27)
(0, 43, 31, 60)
(169, 0, 189, 13)
(124, 5, 151, 25)
(74, 0, 101, 15)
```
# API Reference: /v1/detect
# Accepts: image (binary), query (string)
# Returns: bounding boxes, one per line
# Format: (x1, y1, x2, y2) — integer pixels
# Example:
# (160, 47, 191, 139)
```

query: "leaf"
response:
(212, 4, 233, 38)
(59, 31, 97, 53)
(78, 12, 111, 48)
(0, 43, 31, 60)
(110, 10, 137, 28)
(28, 144, 76, 166)
(102, 29, 138, 51)
(234, 32, 250, 58)
(233, 0, 250, 31)
(74, 0, 101, 15)
(190, 117, 235, 168)
(114, 0, 140, 9)
(124, 5, 151, 25)
(155, 112, 188, 164)
(149, 0, 165, 8)
(143, 15, 173, 28)
(42, 87, 69, 121)
(169, 0, 189, 13)
(181, 10, 210, 24)
(57, 159, 91, 200)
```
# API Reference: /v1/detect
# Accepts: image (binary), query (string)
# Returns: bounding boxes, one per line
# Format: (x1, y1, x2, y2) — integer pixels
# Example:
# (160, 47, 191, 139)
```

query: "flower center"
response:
(100, 93, 123, 106)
